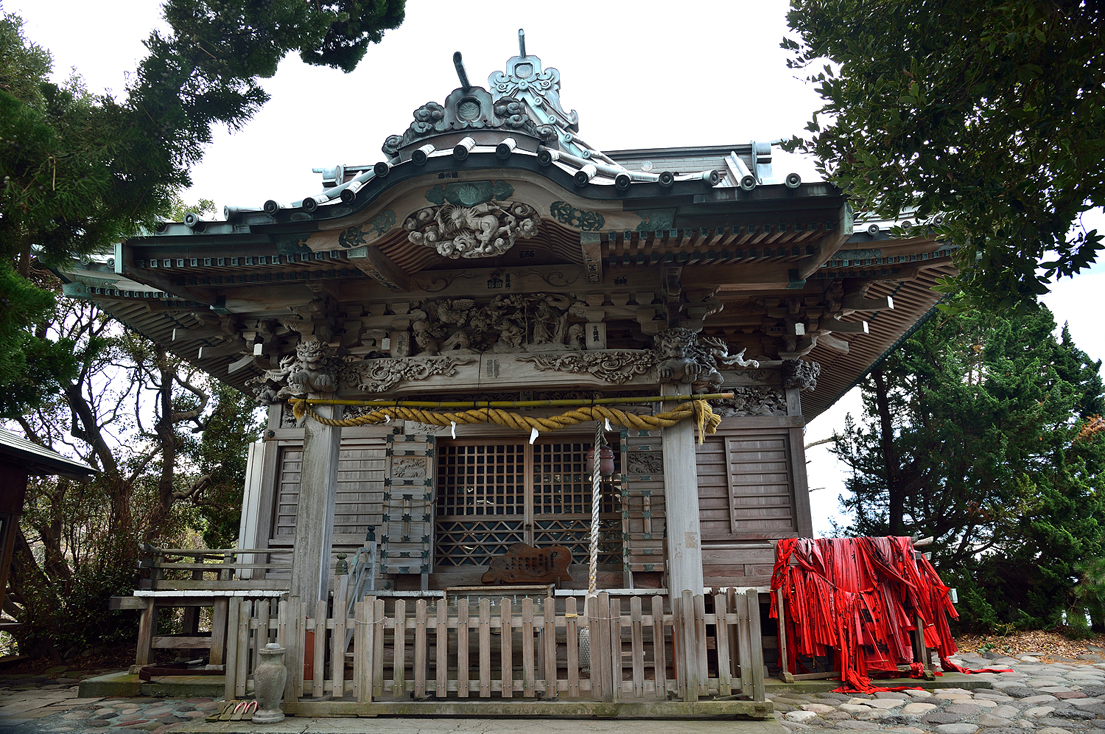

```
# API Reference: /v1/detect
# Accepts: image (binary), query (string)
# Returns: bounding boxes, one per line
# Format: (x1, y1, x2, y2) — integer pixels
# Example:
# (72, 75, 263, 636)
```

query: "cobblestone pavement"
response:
(4, 652, 1105, 733)
(773, 651, 1105, 734)
(0, 675, 217, 734)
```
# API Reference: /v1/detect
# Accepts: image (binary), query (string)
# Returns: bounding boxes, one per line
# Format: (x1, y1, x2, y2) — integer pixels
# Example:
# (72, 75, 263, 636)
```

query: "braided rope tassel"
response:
(588, 421, 602, 598)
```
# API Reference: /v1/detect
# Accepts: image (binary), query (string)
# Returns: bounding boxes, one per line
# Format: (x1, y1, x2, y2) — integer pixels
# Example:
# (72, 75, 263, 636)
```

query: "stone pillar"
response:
(661, 383, 704, 595)
(289, 403, 341, 604)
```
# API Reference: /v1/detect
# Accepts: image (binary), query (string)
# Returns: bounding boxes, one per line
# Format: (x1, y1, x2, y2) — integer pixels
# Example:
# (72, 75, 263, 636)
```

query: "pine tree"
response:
(834, 306, 1105, 629)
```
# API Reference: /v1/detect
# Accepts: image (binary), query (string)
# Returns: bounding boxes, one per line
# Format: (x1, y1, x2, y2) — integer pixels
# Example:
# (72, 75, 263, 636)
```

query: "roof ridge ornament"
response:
(381, 45, 557, 159)
(489, 29, 582, 151)
(453, 51, 472, 92)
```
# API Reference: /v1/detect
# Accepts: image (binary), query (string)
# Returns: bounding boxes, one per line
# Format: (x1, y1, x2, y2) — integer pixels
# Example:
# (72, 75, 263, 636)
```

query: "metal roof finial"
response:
(452, 51, 471, 91)
(518, 29, 526, 57)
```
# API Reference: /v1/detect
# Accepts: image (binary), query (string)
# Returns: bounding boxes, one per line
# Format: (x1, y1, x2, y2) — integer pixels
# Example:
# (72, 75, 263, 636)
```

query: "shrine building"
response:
(60, 34, 954, 713)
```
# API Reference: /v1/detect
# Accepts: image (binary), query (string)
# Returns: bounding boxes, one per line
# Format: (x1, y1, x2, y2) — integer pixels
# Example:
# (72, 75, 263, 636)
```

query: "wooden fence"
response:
(224, 588, 767, 715)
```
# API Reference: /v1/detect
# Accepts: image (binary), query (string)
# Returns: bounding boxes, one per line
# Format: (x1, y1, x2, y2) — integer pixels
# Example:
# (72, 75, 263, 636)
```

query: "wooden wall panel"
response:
(697, 423, 810, 586)
(696, 431, 800, 542)
(273, 446, 302, 543)
(701, 543, 777, 586)
(695, 437, 730, 540)
(270, 437, 388, 547)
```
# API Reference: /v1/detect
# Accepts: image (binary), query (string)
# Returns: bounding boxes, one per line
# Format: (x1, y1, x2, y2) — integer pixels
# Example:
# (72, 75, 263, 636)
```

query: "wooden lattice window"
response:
(435, 438, 621, 568)
(436, 444, 525, 518)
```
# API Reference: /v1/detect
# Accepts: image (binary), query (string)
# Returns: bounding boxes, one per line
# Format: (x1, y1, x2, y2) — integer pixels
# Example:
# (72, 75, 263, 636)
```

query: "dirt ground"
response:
(0, 642, 140, 678)
(953, 629, 1105, 662)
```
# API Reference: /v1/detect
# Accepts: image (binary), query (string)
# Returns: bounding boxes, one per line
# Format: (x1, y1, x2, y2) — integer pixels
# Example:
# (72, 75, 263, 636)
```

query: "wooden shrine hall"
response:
(62, 33, 954, 716)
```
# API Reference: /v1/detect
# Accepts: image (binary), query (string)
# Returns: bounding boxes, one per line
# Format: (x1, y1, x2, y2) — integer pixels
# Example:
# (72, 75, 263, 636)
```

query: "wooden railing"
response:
(120, 546, 292, 668)
(138, 545, 291, 591)
(224, 588, 766, 712)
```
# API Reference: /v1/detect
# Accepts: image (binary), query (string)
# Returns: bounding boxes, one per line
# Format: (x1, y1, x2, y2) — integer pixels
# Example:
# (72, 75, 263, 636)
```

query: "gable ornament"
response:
(404, 201, 540, 259)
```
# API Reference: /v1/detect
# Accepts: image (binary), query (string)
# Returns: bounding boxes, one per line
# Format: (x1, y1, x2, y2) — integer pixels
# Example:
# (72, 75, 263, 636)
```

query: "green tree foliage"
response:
(177, 382, 264, 549)
(784, 0, 1105, 309)
(0, 0, 404, 416)
(7, 294, 262, 659)
(833, 306, 1105, 630)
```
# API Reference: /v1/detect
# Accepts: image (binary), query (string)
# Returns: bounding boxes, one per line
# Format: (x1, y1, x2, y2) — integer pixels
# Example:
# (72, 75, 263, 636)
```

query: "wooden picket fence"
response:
(224, 588, 767, 715)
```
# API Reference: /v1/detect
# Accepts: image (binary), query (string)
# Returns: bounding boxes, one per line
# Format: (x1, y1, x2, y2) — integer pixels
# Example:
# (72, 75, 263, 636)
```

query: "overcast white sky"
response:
(6, 0, 1101, 535)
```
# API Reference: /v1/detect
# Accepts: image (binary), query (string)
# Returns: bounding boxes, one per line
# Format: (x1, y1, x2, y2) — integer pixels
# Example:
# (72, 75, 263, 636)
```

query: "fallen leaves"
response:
(956, 629, 1105, 663)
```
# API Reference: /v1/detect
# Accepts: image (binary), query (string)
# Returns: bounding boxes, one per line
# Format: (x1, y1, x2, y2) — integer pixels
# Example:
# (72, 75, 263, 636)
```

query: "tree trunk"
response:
(64, 381, 132, 564)
(8, 528, 62, 662)
(151, 345, 178, 532)
(872, 368, 905, 536)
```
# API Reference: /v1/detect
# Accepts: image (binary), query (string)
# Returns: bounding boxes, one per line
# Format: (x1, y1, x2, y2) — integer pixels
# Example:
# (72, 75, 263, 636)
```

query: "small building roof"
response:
(0, 428, 96, 479)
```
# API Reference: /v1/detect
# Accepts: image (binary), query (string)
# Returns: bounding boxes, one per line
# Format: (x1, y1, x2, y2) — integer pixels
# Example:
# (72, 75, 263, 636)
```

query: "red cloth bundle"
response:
(770, 537, 985, 692)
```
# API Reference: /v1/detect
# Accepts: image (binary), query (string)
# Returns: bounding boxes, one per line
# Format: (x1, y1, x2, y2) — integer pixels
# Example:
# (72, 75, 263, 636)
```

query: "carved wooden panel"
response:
(481, 542, 573, 584)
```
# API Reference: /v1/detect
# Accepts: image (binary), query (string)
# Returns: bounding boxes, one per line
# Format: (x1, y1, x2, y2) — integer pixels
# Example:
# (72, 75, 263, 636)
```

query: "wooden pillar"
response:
(289, 403, 342, 604)
(661, 383, 704, 596)
(786, 386, 814, 538)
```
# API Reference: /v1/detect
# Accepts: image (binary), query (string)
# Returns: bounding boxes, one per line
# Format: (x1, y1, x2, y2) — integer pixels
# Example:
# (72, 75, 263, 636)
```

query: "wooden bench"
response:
(111, 545, 291, 670)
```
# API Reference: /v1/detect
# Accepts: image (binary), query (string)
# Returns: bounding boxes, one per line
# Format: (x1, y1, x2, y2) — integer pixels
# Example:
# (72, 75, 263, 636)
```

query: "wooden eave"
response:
(62, 145, 951, 414)
(0, 428, 96, 479)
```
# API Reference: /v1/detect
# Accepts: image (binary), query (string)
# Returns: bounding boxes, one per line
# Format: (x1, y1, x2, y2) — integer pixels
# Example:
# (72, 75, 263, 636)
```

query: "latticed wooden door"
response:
(433, 438, 622, 569)
(379, 434, 436, 578)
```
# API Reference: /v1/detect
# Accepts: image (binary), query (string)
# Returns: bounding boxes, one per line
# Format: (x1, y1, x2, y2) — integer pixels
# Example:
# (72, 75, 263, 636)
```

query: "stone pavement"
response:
(2, 651, 1105, 734)
(773, 651, 1105, 734)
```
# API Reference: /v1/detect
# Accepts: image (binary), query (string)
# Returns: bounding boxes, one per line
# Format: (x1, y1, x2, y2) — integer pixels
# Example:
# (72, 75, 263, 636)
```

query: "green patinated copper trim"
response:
(425, 180, 513, 207)
(337, 210, 396, 248)
(550, 201, 605, 231)
(272, 234, 311, 255)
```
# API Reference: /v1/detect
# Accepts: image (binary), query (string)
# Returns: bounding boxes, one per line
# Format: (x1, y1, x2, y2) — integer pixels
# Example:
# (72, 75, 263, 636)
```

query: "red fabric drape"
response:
(770, 537, 1005, 692)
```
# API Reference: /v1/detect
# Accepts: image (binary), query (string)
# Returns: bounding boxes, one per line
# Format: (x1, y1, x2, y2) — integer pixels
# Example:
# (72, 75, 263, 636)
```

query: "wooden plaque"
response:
(481, 543, 573, 584)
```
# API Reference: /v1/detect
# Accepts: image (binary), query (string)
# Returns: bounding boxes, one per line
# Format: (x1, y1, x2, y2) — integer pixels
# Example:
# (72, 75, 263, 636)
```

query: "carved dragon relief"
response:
(783, 359, 821, 392)
(250, 342, 473, 402)
(249, 311, 774, 403)
(404, 201, 540, 259)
